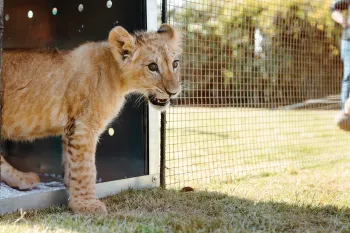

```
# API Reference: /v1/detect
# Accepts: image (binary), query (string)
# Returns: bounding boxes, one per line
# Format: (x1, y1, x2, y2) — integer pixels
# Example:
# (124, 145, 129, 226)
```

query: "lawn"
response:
(1, 159, 350, 232)
(166, 107, 350, 187)
(1, 108, 350, 232)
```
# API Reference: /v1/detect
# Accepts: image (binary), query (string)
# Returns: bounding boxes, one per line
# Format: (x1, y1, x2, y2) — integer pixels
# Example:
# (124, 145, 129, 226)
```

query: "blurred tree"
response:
(169, 0, 343, 108)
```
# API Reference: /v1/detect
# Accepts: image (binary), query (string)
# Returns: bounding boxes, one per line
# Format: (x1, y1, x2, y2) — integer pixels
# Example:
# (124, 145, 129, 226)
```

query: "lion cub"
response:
(0, 24, 182, 214)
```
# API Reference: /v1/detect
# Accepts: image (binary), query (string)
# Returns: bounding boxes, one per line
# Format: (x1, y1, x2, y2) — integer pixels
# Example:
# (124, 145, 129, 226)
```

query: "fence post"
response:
(160, 0, 167, 189)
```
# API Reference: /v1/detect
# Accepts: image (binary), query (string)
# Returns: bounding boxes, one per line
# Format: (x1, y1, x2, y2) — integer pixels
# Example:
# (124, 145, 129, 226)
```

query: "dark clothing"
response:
(331, 0, 350, 40)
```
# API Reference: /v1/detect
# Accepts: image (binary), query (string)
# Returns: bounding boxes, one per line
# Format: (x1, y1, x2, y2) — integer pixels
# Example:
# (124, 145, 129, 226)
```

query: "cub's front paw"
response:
(68, 198, 107, 215)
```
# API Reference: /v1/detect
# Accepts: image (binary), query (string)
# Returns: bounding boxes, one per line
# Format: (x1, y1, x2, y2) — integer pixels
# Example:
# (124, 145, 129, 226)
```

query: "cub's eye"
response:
(173, 60, 179, 69)
(147, 62, 159, 72)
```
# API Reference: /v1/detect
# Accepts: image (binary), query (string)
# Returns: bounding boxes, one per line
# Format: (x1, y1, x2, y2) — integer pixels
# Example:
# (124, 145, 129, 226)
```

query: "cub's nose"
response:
(165, 89, 177, 97)
(164, 76, 181, 97)
(164, 80, 181, 98)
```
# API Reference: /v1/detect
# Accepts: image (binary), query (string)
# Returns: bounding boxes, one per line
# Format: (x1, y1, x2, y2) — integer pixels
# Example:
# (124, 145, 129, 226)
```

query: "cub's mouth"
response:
(148, 94, 170, 107)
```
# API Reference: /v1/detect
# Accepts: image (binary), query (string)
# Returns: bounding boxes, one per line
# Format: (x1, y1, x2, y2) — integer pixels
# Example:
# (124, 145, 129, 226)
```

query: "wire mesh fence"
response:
(163, 0, 350, 188)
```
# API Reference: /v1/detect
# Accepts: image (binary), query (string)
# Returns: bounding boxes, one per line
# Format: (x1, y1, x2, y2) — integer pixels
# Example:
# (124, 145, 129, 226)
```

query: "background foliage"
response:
(170, 0, 344, 107)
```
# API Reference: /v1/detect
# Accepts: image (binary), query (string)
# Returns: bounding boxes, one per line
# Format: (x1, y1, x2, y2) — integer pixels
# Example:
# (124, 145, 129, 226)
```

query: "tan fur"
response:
(0, 24, 182, 214)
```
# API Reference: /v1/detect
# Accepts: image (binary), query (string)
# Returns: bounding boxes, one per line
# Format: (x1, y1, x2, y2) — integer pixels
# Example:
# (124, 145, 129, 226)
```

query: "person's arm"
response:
(345, 97, 350, 115)
(331, 10, 347, 28)
(330, 0, 350, 28)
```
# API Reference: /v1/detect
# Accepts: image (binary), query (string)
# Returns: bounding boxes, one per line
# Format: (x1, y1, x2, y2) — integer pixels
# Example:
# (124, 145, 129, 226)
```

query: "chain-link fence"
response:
(162, 0, 350, 188)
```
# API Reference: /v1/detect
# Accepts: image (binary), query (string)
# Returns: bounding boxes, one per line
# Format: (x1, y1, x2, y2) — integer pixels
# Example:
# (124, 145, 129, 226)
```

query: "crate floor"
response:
(0, 181, 65, 200)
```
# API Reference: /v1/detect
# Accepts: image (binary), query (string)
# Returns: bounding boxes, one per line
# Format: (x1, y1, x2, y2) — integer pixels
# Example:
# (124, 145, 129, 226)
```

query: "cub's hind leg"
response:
(0, 154, 40, 190)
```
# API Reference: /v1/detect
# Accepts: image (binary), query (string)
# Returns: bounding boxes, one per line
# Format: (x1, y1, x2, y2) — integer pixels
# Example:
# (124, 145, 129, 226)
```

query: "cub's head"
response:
(108, 24, 182, 111)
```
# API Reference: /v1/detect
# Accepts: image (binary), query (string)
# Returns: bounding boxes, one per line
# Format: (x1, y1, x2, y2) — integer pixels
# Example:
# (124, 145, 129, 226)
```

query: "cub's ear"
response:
(157, 24, 176, 38)
(157, 24, 182, 52)
(108, 26, 136, 62)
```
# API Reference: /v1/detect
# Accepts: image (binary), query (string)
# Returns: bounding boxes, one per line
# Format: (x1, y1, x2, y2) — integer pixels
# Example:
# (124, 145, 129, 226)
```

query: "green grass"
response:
(2, 108, 350, 232)
(166, 108, 350, 186)
(2, 159, 350, 232)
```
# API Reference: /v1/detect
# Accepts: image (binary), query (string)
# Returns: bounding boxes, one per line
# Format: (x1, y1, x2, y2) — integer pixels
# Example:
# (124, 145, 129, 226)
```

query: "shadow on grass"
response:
(186, 129, 230, 139)
(1, 188, 350, 232)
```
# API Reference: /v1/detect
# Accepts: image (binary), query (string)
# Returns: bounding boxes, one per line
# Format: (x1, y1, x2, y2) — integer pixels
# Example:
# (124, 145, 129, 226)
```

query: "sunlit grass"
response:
(166, 107, 350, 186)
(1, 108, 350, 232)
(2, 159, 350, 232)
